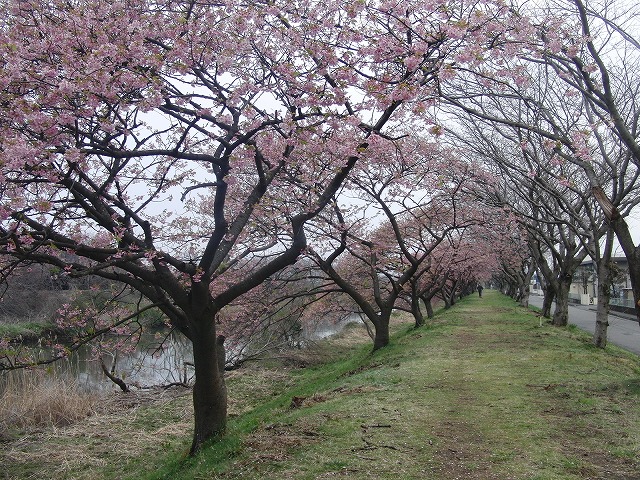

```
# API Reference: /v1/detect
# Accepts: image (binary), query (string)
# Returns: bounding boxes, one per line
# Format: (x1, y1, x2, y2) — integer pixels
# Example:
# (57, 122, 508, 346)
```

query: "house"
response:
(569, 257, 634, 310)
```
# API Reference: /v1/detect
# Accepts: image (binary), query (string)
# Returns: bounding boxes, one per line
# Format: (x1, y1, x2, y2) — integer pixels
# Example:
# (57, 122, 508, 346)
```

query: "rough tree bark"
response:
(552, 274, 572, 327)
(608, 214, 640, 324)
(99, 357, 129, 393)
(190, 315, 227, 455)
(593, 228, 615, 348)
(541, 284, 555, 319)
(372, 309, 392, 351)
(424, 298, 435, 319)
(518, 281, 530, 308)
(410, 283, 426, 328)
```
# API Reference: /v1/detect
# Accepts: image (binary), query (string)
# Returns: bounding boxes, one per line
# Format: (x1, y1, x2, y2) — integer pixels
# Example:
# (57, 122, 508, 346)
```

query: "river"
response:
(1, 315, 362, 393)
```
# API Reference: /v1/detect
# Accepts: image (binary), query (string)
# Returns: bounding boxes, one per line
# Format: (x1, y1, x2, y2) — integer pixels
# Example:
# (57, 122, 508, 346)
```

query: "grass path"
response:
(3, 291, 640, 479)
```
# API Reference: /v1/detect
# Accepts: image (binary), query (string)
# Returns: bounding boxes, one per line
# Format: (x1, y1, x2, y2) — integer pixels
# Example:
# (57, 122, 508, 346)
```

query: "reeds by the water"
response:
(0, 369, 97, 433)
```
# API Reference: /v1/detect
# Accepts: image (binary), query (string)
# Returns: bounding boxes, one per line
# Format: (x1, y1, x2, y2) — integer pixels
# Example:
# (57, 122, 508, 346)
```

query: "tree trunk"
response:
(519, 283, 530, 307)
(411, 293, 425, 328)
(372, 311, 391, 351)
(442, 295, 452, 309)
(190, 318, 227, 454)
(99, 357, 129, 393)
(630, 259, 640, 324)
(518, 264, 535, 307)
(422, 296, 434, 319)
(448, 288, 457, 306)
(594, 228, 614, 348)
(594, 190, 640, 324)
(610, 220, 640, 324)
(593, 270, 611, 348)
(541, 285, 555, 318)
(552, 275, 572, 327)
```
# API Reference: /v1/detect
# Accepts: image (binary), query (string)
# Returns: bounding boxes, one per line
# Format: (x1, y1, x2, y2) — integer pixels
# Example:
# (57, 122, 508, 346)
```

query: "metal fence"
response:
(568, 293, 582, 304)
(610, 298, 636, 309)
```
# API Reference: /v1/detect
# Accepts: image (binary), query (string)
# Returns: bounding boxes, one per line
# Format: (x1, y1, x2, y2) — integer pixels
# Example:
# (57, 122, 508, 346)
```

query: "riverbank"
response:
(0, 320, 56, 343)
(3, 291, 640, 479)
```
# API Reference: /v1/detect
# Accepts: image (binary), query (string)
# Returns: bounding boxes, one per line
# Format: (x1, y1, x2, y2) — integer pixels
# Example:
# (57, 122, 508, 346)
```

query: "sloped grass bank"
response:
(3, 291, 640, 479)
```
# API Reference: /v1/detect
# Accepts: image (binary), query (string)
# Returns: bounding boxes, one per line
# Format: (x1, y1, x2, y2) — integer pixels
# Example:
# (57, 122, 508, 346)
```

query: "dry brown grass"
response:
(1, 383, 192, 480)
(0, 370, 97, 435)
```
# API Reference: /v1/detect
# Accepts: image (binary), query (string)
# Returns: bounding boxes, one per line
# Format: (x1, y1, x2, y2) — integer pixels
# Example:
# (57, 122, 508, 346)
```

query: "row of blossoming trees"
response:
(439, 0, 640, 348)
(0, 0, 637, 453)
(216, 137, 512, 357)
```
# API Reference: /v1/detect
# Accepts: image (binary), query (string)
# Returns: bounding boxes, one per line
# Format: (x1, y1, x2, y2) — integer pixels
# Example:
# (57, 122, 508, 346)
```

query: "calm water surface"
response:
(2, 315, 361, 392)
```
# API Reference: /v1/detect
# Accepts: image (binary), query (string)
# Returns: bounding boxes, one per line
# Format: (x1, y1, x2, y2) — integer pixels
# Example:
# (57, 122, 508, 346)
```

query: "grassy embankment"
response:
(0, 321, 52, 341)
(0, 288, 165, 342)
(2, 290, 640, 479)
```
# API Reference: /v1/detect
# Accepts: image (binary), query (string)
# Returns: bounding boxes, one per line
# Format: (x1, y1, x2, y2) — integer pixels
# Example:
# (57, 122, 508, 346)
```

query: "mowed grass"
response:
(3, 291, 640, 479)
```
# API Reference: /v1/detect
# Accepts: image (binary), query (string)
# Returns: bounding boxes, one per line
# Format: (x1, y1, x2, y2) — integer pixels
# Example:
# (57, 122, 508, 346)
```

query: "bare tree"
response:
(438, 0, 640, 322)
(444, 112, 604, 327)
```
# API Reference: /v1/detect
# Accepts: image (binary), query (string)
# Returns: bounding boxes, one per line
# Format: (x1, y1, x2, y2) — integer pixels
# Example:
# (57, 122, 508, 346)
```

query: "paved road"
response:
(528, 295, 640, 355)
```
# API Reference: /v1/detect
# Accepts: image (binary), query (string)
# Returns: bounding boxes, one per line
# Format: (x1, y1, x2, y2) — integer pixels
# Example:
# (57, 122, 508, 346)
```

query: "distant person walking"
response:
(477, 285, 483, 297)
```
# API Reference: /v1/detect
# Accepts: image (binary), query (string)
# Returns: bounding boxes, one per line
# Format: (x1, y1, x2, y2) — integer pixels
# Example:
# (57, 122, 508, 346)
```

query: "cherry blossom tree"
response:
(308, 138, 497, 348)
(540, 0, 640, 325)
(408, 253, 451, 321)
(446, 114, 606, 326)
(490, 222, 535, 307)
(215, 260, 328, 367)
(435, 220, 505, 303)
(0, 0, 531, 452)
(402, 206, 512, 320)
(438, 0, 640, 322)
